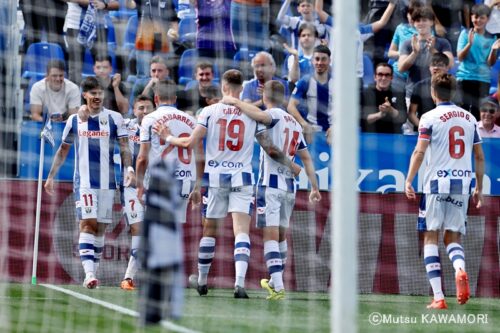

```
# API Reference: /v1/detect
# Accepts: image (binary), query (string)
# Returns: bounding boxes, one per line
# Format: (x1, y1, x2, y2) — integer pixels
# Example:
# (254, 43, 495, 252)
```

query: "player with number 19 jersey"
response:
(198, 103, 266, 188)
(140, 105, 197, 183)
(418, 102, 482, 195)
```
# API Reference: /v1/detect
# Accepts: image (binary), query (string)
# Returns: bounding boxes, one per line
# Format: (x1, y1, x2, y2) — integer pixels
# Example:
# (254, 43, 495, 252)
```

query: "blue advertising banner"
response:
(18, 121, 500, 195)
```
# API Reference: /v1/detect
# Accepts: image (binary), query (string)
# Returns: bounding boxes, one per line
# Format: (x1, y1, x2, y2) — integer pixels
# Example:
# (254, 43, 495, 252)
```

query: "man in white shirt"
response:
(30, 59, 80, 122)
(405, 73, 485, 310)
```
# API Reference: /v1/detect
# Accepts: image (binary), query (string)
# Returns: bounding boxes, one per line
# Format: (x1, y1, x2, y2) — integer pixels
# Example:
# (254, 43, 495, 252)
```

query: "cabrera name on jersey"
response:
(62, 108, 127, 190)
(140, 106, 196, 181)
(418, 103, 481, 194)
(258, 108, 307, 193)
(198, 103, 266, 188)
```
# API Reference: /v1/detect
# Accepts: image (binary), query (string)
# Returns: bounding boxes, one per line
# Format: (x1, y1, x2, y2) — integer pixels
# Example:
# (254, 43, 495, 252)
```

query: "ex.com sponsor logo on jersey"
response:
(208, 160, 243, 168)
(436, 169, 472, 178)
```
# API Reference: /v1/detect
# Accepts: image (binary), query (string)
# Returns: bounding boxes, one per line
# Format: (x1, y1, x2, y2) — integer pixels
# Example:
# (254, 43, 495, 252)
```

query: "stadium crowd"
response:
(14, 0, 493, 317)
(20, 0, 500, 140)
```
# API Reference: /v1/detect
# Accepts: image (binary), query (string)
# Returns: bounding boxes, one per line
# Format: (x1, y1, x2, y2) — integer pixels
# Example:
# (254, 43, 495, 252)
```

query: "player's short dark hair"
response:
(431, 73, 456, 101)
(204, 85, 221, 99)
(430, 52, 450, 67)
(195, 61, 214, 73)
(150, 55, 169, 67)
(407, 0, 425, 16)
(313, 45, 331, 57)
(133, 94, 154, 107)
(46, 59, 65, 73)
(81, 76, 103, 92)
(263, 80, 285, 106)
(222, 69, 243, 89)
(411, 7, 434, 22)
(94, 54, 113, 65)
(298, 22, 318, 38)
(375, 62, 393, 75)
(471, 4, 491, 18)
(154, 79, 177, 101)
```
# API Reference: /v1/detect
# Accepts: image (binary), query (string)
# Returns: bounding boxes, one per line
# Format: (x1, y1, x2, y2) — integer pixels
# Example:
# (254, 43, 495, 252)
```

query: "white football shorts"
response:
(123, 187, 144, 225)
(256, 186, 295, 228)
(421, 194, 469, 235)
(204, 186, 254, 219)
(76, 188, 115, 223)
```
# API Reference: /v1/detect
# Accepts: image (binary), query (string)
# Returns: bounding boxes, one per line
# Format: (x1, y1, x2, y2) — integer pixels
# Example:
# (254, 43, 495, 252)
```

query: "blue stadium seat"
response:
(104, 15, 117, 51)
(178, 49, 199, 85)
(178, 15, 196, 43)
(362, 53, 374, 87)
(279, 26, 292, 47)
(22, 42, 65, 79)
(123, 14, 138, 51)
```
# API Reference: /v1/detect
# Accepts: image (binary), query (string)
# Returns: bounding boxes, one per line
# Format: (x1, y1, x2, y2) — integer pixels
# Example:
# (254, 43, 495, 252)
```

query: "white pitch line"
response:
(40, 284, 202, 333)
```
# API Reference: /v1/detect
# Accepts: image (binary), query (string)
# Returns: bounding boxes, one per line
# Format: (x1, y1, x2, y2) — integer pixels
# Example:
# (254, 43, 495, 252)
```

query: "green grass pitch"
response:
(2, 283, 499, 332)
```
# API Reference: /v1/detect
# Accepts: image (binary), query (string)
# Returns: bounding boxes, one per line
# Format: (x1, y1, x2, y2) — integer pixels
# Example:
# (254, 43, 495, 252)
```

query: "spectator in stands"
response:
(361, 63, 407, 134)
(283, 23, 318, 84)
(398, 7, 454, 97)
(230, 0, 270, 51)
(177, 62, 219, 115)
(134, 0, 179, 77)
(193, 0, 236, 74)
(20, 0, 67, 53)
(241, 52, 289, 109)
(315, 0, 396, 83)
(288, 45, 333, 144)
(485, 0, 500, 38)
(93, 55, 129, 115)
(363, 0, 403, 66)
(132, 55, 170, 101)
(429, 0, 474, 55)
(277, 0, 328, 51)
(387, 0, 423, 94)
(408, 52, 449, 131)
(478, 96, 500, 138)
(456, 4, 499, 121)
(30, 59, 80, 122)
(63, 0, 120, 85)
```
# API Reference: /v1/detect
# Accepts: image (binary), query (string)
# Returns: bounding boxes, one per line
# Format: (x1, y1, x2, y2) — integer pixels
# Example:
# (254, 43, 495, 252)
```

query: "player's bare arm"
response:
(405, 139, 429, 200)
(296, 148, 321, 203)
(153, 122, 207, 149)
(44, 143, 71, 195)
(119, 137, 135, 187)
(472, 143, 485, 208)
(220, 96, 273, 125)
(189, 139, 205, 207)
(136, 142, 151, 204)
(256, 131, 301, 176)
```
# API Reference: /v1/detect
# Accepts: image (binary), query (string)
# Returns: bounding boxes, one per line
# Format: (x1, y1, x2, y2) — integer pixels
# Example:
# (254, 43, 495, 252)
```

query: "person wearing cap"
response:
(478, 96, 500, 138)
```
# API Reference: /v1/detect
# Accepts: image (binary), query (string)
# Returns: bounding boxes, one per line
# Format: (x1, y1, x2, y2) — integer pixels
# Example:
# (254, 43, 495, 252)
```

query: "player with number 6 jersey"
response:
(405, 73, 485, 310)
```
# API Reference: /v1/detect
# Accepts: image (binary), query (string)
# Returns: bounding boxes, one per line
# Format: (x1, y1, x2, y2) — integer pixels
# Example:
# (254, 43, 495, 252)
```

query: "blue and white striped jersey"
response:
(418, 102, 482, 195)
(257, 108, 306, 193)
(198, 102, 266, 188)
(62, 108, 127, 190)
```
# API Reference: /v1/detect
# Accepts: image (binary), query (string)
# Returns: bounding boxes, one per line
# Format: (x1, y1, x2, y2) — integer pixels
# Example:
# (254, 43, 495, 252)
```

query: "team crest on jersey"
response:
(100, 117, 108, 126)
